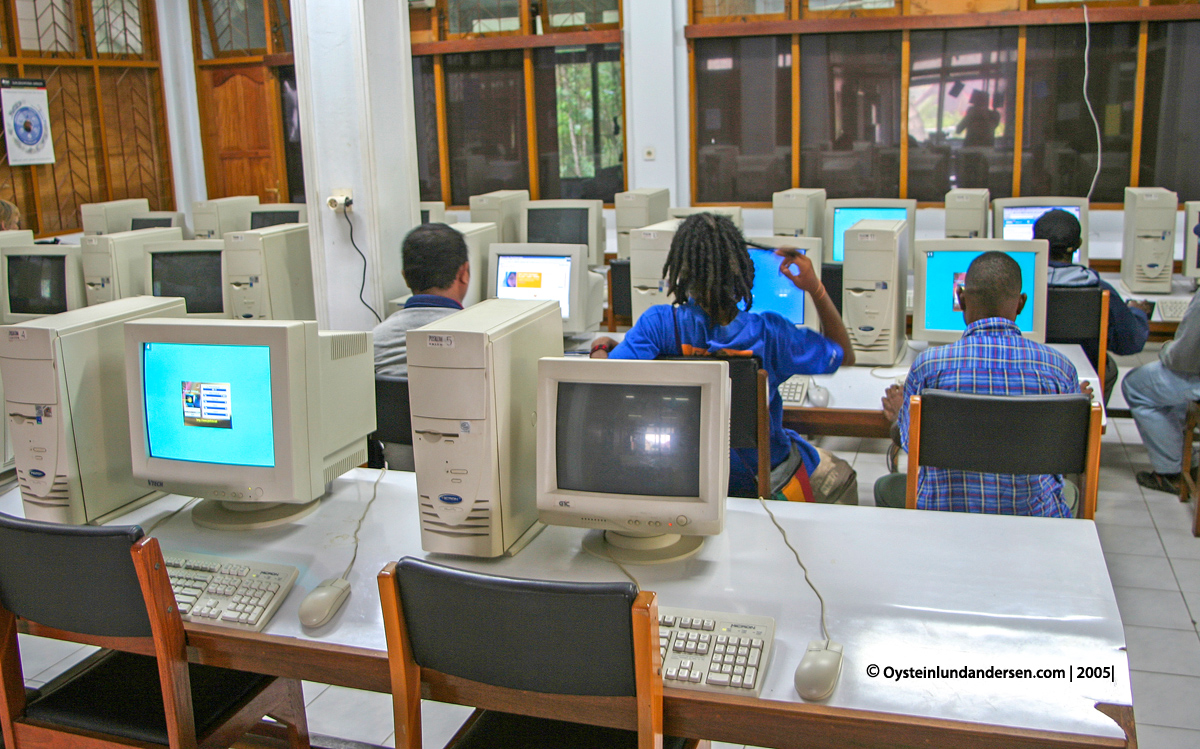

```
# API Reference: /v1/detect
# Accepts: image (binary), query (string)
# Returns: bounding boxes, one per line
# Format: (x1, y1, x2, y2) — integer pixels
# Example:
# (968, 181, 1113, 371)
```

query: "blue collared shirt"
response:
(898, 317, 1081, 517)
(404, 294, 462, 311)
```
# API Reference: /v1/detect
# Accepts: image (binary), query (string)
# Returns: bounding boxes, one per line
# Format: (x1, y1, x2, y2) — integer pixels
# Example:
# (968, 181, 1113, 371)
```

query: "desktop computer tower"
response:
(629, 219, 682, 323)
(408, 299, 564, 557)
(81, 226, 183, 305)
(193, 196, 260, 239)
(616, 188, 670, 258)
(224, 224, 316, 320)
(945, 188, 990, 238)
(1122, 187, 1178, 294)
(0, 296, 188, 524)
(843, 219, 908, 366)
(773, 188, 826, 238)
(469, 189, 528, 244)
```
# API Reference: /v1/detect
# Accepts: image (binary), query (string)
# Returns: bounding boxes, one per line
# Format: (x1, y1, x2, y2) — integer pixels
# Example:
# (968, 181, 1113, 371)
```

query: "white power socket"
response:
(327, 188, 353, 211)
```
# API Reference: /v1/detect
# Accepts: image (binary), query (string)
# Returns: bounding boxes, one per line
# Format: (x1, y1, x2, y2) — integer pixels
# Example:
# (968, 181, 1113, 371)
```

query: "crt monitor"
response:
(487, 242, 602, 336)
(823, 199, 916, 263)
(744, 236, 822, 332)
(130, 211, 191, 238)
(911, 238, 1050, 344)
(80, 198, 150, 235)
(123, 318, 375, 531)
(1, 245, 86, 324)
(992, 197, 1089, 266)
(520, 199, 605, 267)
(145, 239, 227, 317)
(536, 357, 731, 564)
(249, 203, 309, 230)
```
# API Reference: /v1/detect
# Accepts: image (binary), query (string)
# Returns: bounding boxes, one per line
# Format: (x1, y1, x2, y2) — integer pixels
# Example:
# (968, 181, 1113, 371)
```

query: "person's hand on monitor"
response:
(775, 248, 821, 295)
(881, 384, 904, 423)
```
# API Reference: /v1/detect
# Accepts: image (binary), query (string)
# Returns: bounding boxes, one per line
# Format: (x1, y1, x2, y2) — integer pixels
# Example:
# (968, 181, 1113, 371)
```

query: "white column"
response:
(155, 0, 206, 219)
(624, 0, 688, 206)
(291, 0, 419, 330)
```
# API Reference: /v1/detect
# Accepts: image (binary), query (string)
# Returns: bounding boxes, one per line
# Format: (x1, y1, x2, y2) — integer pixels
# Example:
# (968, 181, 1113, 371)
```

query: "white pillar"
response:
(291, 0, 419, 330)
(155, 0, 206, 220)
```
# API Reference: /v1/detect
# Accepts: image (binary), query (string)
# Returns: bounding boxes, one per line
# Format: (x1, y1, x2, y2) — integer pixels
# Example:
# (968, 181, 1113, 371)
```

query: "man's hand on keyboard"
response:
(881, 384, 903, 423)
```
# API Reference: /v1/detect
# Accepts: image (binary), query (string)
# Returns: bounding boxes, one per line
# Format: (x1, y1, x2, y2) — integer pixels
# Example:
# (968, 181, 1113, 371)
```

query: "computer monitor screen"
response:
(131, 217, 175, 230)
(151, 251, 224, 314)
(829, 206, 909, 262)
(925, 250, 1036, 331)
(746, 247, 805, 326)
(141, 342, 275, 467)
(999, 205, 1081, 241)
(556, 381, 702, 498)
(250, 211, 301, 230)
(493, 253, 572, 319)
(527, 207, 590, 246)
(8, 255, 66, 316)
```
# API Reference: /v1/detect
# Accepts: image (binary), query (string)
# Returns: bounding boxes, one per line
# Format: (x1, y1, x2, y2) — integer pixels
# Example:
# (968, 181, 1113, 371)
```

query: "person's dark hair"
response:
(662, 213, 754, 326)
(963, 251, 1022, 318)
(401, 223, 468, 293)
(1033, 208, 1082, 261)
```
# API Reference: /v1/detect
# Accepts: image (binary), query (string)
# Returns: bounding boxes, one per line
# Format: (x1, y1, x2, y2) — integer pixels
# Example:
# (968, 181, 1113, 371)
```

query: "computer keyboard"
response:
(778, 374, 810, 407)
(164, 551, 298, 633)
(658, 606, 775, 697)
(1156, 297, 1191, 322)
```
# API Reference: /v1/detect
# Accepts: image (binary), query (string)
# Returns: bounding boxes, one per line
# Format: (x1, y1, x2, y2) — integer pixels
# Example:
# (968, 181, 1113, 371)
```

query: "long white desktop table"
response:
(4, 471, 1133, 749)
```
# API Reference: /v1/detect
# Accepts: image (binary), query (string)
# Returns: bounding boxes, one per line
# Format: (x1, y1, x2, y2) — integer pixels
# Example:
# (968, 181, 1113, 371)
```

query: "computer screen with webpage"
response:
(494, 253, 573, 319)
(830, 206, 908, 262)
(999, 205, 1082, 241)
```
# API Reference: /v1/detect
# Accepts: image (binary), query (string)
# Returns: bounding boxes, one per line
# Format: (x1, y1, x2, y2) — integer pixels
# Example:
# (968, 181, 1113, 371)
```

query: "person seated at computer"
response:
(0, 200, 19, 231)
(373, 223, 469, 377)
(877, 251, 1089, 517)
(589, 212, 859, 504)
(1036, 208, 1150, 403)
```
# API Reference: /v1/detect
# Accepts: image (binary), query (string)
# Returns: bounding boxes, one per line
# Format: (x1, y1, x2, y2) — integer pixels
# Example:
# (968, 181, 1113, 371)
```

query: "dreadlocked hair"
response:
(662, 213, 754, 327)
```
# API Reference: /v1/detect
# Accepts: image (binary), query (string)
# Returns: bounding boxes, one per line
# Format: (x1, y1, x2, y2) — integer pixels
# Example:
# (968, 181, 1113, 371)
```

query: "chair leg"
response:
(265, 678, 311, 749)
(1181, 404, 1196, 504)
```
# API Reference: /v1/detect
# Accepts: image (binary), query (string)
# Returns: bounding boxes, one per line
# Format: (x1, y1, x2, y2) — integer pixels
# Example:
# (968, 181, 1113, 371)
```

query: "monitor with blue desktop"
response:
(743, 236, 822, 332)
(992, 197, 1089, 266)
(823, 199, 916, 264)
(911, 238, 1049, 343)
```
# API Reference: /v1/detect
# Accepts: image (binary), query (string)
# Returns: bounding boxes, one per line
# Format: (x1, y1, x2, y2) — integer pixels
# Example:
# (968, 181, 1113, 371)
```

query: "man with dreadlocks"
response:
(589, 212, 859, 503)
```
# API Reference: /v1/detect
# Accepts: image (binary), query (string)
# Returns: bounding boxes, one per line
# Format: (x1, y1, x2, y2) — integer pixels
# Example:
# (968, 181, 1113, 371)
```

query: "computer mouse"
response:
(298, 577, 351, 628)
(794, 640, 843, 701)
(807, 383, 831, 408)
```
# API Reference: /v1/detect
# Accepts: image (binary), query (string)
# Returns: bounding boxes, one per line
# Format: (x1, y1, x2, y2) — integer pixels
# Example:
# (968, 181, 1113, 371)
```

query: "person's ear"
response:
(457, 261, 470, 286)
(1016, 292, 1027, 316)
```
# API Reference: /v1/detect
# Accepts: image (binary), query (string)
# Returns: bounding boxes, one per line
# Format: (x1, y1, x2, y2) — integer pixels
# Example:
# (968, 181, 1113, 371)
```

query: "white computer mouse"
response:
(794, 640, 843, 701)
(298, 577, 351, 628)
(807, 383, 831, 409)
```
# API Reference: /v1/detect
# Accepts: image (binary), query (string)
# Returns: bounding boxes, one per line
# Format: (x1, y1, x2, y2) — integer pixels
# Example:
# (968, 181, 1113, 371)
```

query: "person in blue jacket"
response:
(589, 212, 858, 503)
(1035, 209, 1151, 402)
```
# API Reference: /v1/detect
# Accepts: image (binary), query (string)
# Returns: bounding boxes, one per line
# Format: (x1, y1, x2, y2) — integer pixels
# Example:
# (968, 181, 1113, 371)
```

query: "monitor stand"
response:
(583, 530, 705, 565)
(191, 498, 321, 531)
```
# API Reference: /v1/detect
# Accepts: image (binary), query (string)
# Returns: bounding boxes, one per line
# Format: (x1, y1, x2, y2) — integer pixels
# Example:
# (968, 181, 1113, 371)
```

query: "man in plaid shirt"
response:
(876, 251, 1088, 516)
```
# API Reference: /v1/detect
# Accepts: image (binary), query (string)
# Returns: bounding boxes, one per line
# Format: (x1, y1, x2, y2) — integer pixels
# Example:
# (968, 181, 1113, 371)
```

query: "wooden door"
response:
(198, 64, 289, 203)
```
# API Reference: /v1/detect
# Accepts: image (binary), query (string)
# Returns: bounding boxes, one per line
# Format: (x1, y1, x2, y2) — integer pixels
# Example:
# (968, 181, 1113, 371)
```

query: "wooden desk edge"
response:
(783, 407, 892, 439)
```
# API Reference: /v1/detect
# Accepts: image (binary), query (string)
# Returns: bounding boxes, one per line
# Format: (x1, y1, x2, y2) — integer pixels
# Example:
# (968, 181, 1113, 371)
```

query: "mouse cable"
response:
(758, 497, 830, 643)
(604, 546, 642, 590)
(341, 463, 388, 580)
(143, 496, 202, 535)
(343, 207, 383, 324)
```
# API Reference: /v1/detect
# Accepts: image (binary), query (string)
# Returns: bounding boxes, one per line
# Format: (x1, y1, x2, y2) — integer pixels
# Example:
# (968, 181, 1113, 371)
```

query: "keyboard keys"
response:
(658, 606, 774, 698)
(165, 550, 297, 633)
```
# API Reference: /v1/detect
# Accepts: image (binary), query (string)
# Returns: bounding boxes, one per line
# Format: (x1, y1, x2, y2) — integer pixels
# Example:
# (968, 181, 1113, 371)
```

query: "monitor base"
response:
(191, 498, 321, 531)
(583, 530, 705, 565)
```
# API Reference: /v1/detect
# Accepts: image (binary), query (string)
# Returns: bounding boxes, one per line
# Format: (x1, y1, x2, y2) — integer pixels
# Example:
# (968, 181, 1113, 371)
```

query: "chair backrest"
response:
(393, 557, 638, 697)
(0, 513, 151, 638)
(1045, 286, 1103, 341)
(375, 375, 413, 446)
(658, 354, 759, 450)
(610, 259, 632, 318)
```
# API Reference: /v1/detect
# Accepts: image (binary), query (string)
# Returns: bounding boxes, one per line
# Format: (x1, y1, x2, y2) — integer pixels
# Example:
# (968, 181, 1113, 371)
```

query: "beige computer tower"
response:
(81, 227, 183, 305)
(843, 219, 908, 366)
(616, 188, 670, 259)
(408, 299, 564, 557)
(1122, 187, 1178, 294)
(224, 224, 316, 320)
(773, 188, 826, 238)
(469, 190, 529, 243)
(945, 188, 990, 239)
(629, 219, 683, 324)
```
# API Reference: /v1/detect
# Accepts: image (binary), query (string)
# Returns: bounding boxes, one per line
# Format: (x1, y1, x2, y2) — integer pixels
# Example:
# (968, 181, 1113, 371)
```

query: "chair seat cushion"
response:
(452, 710, 691, 749)
(25, 650, 270, 745)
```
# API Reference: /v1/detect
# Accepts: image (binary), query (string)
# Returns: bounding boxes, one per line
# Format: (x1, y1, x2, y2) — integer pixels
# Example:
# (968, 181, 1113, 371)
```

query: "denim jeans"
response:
(1122, 360, 1200, 473)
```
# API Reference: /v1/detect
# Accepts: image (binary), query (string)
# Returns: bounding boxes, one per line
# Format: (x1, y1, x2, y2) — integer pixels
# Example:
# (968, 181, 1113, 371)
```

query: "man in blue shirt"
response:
(877, 251, 1086, 516)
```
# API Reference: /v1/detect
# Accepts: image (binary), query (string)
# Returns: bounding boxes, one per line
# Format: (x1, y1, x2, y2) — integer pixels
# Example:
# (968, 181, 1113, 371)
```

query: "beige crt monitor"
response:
(408, 299, 564, 557)
(80, 198, 150, 235)
(130, 211, 193, 238)
(81, 226, 183, 306)
(745, 235, 823, 332)
(419, 201, 457, 225)
(224, 224, 316, 320)
(993, 197, 1090, 266)
(488, 242, 604, 336)
(470, 189, 529, 243)
(1, 246, 87, 324)
(249, 203, 309, 230)
(1122, 187, 1178, 294)
(536, 357, 731, 564)
(945, 188, 990, 239)
(520, 199, 606, 267)
(669, 206, 743, 230)
(1185, 202, 1200, 281)
(0, 296, 188, 524)
(629, 218, 683, 323)
(144, 240, 229, 318)
(773, 188, 826, 238)
(824, 198, 916, 265)
(124, 318, 375, 530)
(843, 219, 908, 366)
(193, 196, 260, 239)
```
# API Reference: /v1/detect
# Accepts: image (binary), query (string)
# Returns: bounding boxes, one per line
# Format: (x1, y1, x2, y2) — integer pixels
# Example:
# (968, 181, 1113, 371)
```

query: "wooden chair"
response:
(1179, 401, 1200, 536)
(905, 390, 1103, 519)
(378, 557, 708, 749)
(0, 513, 309, 749)
(1046, 287, 1110, 400)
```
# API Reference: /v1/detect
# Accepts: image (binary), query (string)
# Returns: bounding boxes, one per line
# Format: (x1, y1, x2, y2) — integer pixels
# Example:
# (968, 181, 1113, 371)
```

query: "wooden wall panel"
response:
(98, 67, 171, 208)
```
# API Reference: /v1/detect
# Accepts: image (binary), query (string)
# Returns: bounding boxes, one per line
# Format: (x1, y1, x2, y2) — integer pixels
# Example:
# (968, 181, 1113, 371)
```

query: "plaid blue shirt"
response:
(898, 317, 1081, 517)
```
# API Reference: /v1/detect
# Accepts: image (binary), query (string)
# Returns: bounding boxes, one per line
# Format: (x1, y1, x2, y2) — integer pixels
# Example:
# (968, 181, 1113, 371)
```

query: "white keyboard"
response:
(164, 551, 298, 633)
(778, 375, 810, 407)
(658, 607, 775, 697)
(1156, 297, 1191, 322)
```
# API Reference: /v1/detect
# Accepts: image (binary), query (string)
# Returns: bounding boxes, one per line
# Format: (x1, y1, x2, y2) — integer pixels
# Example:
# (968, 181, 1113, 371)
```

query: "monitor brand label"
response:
(438, 494, 463, 504)
(28, 469, 44, 478)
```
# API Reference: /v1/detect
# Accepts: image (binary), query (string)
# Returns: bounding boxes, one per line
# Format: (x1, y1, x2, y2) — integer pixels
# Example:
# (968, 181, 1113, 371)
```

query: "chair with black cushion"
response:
(607, 260, 632, 332)
(1046, 287, 1110, 401)
(378, 557, 708, 749)
(369, 375, 414, 471)
(904, 389, 1102, 519)
(0, 513, 309, 749)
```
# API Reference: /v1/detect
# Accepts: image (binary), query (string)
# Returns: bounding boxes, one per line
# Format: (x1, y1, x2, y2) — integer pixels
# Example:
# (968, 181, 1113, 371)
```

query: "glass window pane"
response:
(699, 0, 787, 16)
(444, 0, 522, 36)
(807, 0, 895, 10)
(534, 44, 624, 201)
(544, 0, 619, 28)
(20, 0, 79, 54)
(694, 36, 792, 203)
(800, 32, 902, 198)
(1021, 23, 1137, 202)
(445, 50, 529, 206)
(413, 56, 442, 203)
(1141, 21, 1200, 202)
(196, 0, 267, 60)
(93, 0, 143, 56)
(908, 27, 1018, 201)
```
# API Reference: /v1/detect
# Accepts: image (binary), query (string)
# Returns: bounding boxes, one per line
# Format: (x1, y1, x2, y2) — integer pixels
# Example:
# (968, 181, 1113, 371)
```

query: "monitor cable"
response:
(143, 497, 202, 536)
(342, 205, 383, 324)
(1082, 4, 1102, 202)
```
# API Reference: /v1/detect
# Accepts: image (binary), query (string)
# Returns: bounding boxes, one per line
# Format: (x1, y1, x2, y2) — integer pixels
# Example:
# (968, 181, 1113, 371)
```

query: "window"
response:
(1140, 21, 1200, 202)
(698, 0, 789, 18)
(194, 0, 267, 58)
(542, 0, 619, 30)
(414, 57, 443, 203)
(443, 0, 522, 37)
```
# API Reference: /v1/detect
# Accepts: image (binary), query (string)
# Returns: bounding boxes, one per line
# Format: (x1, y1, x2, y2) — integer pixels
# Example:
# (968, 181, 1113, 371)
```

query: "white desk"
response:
(4, 471, 1133, 748)
(1100, 273, 1196, 324)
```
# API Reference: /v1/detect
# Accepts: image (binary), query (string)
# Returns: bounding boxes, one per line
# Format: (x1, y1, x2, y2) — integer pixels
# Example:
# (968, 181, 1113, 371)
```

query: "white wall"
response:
(624, 0, 688, 205)
(155, 0, 206, 222)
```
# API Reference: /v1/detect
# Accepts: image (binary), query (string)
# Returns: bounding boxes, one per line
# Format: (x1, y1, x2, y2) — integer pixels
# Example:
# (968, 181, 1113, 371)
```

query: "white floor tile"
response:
(1134, 723, 1200, 749)
(420, 700, 475, 748)
(301, 680, 331, 706)
(1131, 671, 1200, 730)
(1178, 589, 1200, 628)
(1159, 527, 1200, 560)
(1113, 587, 1196, 631)
(305, 685, 396, 746)
(1094, 499, 1156, 528)
(856, 438, 892, 456)
(17, 635, 90, 683)
(1124, 626, 1200, 676)
(1148, 498, 1197, 530)
(813, 435, 860, 456)
(1171, 558, 1200, 593)
(1105, 552, 1179, 591)
(1096, 523, 1166, 557)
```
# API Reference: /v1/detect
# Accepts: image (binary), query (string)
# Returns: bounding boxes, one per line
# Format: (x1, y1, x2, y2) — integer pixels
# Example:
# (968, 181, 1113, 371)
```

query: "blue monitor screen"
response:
(744, 247, 806, 326)
(1000, 205, 1082, 241)
(142, 342, 275, 467)
(831, 207, 909, 262)
(923, 250, 1037, 334)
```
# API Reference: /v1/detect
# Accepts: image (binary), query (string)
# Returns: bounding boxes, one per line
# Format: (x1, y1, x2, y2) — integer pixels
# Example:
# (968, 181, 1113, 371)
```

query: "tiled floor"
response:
(16, 357, 1200, 748)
